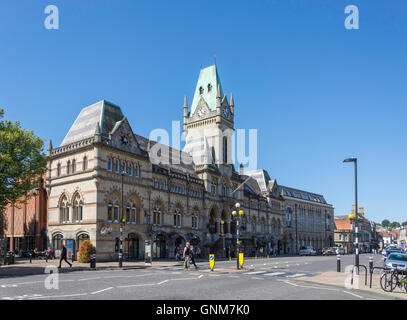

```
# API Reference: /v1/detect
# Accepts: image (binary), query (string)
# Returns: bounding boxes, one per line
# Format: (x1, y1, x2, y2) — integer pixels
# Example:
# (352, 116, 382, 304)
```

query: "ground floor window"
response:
(53, 234, 63, 251)
(77, 233, 89, 250)
(153, 235, 166, 259)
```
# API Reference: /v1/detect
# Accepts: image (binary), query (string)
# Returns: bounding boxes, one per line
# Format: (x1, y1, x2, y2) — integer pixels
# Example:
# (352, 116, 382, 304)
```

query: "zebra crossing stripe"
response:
(245, 271, 265, 275)
(285, 273, 306, 278)
(264, 272, 286, 276)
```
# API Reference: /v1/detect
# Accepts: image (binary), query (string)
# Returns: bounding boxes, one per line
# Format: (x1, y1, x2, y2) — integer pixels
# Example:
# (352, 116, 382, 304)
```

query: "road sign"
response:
(209, 254, 215, 271)
(239, 252, 244, 267)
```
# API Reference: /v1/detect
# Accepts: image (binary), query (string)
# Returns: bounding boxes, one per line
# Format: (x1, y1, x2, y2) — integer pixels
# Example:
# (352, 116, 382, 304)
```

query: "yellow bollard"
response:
(267, 254, 269, 259)
(229, 256, 231, 262)
(255, 255, 257, 260)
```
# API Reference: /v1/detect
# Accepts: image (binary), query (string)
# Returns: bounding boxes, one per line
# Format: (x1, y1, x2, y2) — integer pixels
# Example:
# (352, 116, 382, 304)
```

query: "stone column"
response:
(215, 218, 221, 234)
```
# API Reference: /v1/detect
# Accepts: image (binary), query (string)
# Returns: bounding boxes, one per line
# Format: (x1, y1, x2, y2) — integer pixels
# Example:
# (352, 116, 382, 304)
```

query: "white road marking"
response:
(343, 291, 363, 299)
(251, 277, 264, 280)
(117, 283, 156, 288)
(78, 277, 101, 282)
(264, 272, 286, 277)
(285, 274, 306, 278)
(229, 275, 240, 278)
(30, 293, 88, 300)
(245, 271, 264, 275)
(157, 280, 169, 285)
(91, 287, 114, 295)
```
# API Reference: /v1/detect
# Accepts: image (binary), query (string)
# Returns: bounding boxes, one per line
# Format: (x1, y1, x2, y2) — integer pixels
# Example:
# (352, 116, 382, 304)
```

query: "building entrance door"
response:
(128, 234, 139, 259)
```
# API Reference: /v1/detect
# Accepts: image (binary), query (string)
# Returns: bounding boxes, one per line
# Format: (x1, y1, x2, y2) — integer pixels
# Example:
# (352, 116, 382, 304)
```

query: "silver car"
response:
(384, 253, 407, 272)
(299, 246, 316, 256)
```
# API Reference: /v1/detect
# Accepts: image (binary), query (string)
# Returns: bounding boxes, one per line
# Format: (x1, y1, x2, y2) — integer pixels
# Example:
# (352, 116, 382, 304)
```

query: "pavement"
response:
(0, 254, 403, 300)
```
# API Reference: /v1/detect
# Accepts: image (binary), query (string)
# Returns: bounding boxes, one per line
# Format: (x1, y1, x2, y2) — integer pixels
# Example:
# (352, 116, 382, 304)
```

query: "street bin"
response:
(90, 254, 96, 269)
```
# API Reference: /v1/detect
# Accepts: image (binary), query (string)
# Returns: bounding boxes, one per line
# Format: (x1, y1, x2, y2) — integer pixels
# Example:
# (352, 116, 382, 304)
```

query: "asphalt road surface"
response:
(0, 254, 390, 300)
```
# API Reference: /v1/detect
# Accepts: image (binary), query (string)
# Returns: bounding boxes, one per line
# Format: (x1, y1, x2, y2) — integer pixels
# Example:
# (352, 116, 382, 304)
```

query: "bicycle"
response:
(380, 269, 407, 293)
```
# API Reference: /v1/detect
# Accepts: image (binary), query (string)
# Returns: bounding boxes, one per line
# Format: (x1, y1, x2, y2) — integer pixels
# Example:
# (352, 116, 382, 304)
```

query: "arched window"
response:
(121, 161, 126, 174)
(72, 159, 76, 173)
(72, 193, 83, 222)
(107, 194, 120, 222)
(57, 164, 61, 177)
(67, 161, 71, 175)
(199, 86, 204, 95)
(59, 195, 69, 223)
(83, 157, 88, 171)
(52, 234, 63, 251)
(108, 158, 112, 171)
(134, 164, 139, 177)
(207, 83, 212, 92)
(77, 233, 89, 250)
(129, 163, 133, 176)
(153, 205, 162, 226)
(173, 208, 182, 228)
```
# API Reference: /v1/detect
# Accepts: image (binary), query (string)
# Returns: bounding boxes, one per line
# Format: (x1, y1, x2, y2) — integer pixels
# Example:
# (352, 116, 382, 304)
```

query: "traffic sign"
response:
(239, 252, 244, 267)
(209, 254, 215, 271)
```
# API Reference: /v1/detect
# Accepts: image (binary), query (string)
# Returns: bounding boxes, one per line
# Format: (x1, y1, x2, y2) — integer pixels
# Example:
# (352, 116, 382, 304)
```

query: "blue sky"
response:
(1, 0, 406, 223)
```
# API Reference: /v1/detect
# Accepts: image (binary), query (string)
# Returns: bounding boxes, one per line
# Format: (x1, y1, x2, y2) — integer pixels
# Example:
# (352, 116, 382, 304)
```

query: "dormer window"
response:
(207, 83, 212, 92)
(199, 86, 204, 95)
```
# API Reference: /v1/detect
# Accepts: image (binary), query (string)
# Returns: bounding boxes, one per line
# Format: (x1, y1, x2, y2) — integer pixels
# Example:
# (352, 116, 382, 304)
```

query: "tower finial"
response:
(183, 95, 188, 109)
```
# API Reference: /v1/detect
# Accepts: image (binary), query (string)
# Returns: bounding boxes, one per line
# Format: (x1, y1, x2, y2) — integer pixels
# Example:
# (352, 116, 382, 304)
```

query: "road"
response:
(0, 254, 390, 300)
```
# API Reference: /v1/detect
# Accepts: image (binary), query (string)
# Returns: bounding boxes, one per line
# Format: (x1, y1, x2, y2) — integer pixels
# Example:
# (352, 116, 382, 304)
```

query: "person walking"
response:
(175, 246, 180, 261)
(58, 244, 72, 268)
(196, 246, 201, 259)
(189, 245, 198, 269)
(183, 242, 191, 270)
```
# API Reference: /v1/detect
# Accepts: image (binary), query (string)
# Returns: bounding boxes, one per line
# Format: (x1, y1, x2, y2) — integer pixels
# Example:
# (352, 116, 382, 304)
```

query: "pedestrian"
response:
(175, 246, 180, 261)
(189, 245, 198, 269)
(58, 244, 72, 268)
(196, 246, 201, 259)
(183, 242, 191, 270)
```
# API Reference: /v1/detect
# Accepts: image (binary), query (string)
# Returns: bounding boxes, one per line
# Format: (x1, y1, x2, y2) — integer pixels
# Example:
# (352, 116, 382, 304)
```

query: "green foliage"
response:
(381, 220, 390, 227)
(402, 222, 407, 227)
(78, 240, 96, 263)
(390, 221, 401, 229)
(0, 108, 47, 226)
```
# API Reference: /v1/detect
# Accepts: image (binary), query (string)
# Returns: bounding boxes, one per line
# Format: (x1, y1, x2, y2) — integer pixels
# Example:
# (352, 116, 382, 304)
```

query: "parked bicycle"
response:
(380, 269, 407, 293)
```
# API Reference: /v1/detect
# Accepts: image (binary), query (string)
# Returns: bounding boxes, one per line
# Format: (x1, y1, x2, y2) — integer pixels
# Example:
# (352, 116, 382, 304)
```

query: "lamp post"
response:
(232, 203, 244, 270)
(343, 157, 359, 269)
(119, 170, 126, 268)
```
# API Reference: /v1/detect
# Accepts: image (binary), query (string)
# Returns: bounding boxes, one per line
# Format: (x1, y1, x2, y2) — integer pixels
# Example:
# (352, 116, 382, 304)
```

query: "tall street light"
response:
(343, 157, 359, 269)
(119, 170, 126, 268)
(232, 203, 244, 270)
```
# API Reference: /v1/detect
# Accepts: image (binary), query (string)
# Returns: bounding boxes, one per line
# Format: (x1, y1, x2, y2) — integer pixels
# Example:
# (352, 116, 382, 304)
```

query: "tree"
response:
(402, 222, 407, 227)
(391, 221, 401, 229)
(381, 220, 390, 228)
(0, 108, 47, 233)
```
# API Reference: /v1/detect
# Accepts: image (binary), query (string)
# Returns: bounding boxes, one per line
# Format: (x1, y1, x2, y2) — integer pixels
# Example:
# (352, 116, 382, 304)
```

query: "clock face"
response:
(222, 106, 230, 118)
(197, 107, 207, 118)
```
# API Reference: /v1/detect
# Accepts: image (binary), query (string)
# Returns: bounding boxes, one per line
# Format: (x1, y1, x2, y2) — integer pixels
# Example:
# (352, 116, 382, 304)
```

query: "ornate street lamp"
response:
(232, 202, 244, 270)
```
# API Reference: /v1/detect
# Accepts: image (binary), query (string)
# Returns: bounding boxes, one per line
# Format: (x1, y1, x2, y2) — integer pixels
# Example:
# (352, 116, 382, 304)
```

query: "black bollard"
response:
(369, 256, 373, 288)
(337, 254, 341, 272)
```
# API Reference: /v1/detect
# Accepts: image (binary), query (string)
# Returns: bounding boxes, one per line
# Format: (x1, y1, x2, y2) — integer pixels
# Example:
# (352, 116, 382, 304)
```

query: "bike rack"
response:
(351, 264, 368, 286)
(369, 266, 385, 288)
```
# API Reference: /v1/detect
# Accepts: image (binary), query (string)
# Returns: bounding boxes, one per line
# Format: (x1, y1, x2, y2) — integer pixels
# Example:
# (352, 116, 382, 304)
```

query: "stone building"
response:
(3, 175, 48, 252)
(46, 64, 334, 261)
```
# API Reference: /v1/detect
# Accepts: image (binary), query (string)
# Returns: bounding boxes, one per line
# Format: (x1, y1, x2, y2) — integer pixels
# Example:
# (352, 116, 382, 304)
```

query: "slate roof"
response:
(60, 100, 124, 146)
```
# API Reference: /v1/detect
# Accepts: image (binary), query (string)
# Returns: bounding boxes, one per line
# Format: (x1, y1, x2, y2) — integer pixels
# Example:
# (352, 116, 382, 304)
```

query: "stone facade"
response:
(45, 64, 334, 261)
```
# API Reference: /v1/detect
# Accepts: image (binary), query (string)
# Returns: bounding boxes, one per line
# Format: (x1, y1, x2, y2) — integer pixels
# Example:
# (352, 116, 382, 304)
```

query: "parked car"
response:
(332, 247, 345, 255)
(384, 253, 407, 272)
(383, 248, 403, 258)
(299, 246, 316, 256)
(322, 247, 336, 256)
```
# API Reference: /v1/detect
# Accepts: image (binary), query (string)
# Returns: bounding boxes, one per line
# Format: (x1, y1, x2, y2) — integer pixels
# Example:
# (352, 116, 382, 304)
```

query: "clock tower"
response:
(183, 64, 235, 172)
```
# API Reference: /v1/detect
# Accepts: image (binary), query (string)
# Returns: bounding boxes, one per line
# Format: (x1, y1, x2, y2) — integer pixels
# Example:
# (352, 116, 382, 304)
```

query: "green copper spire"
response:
(190, 64, 224, 115)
